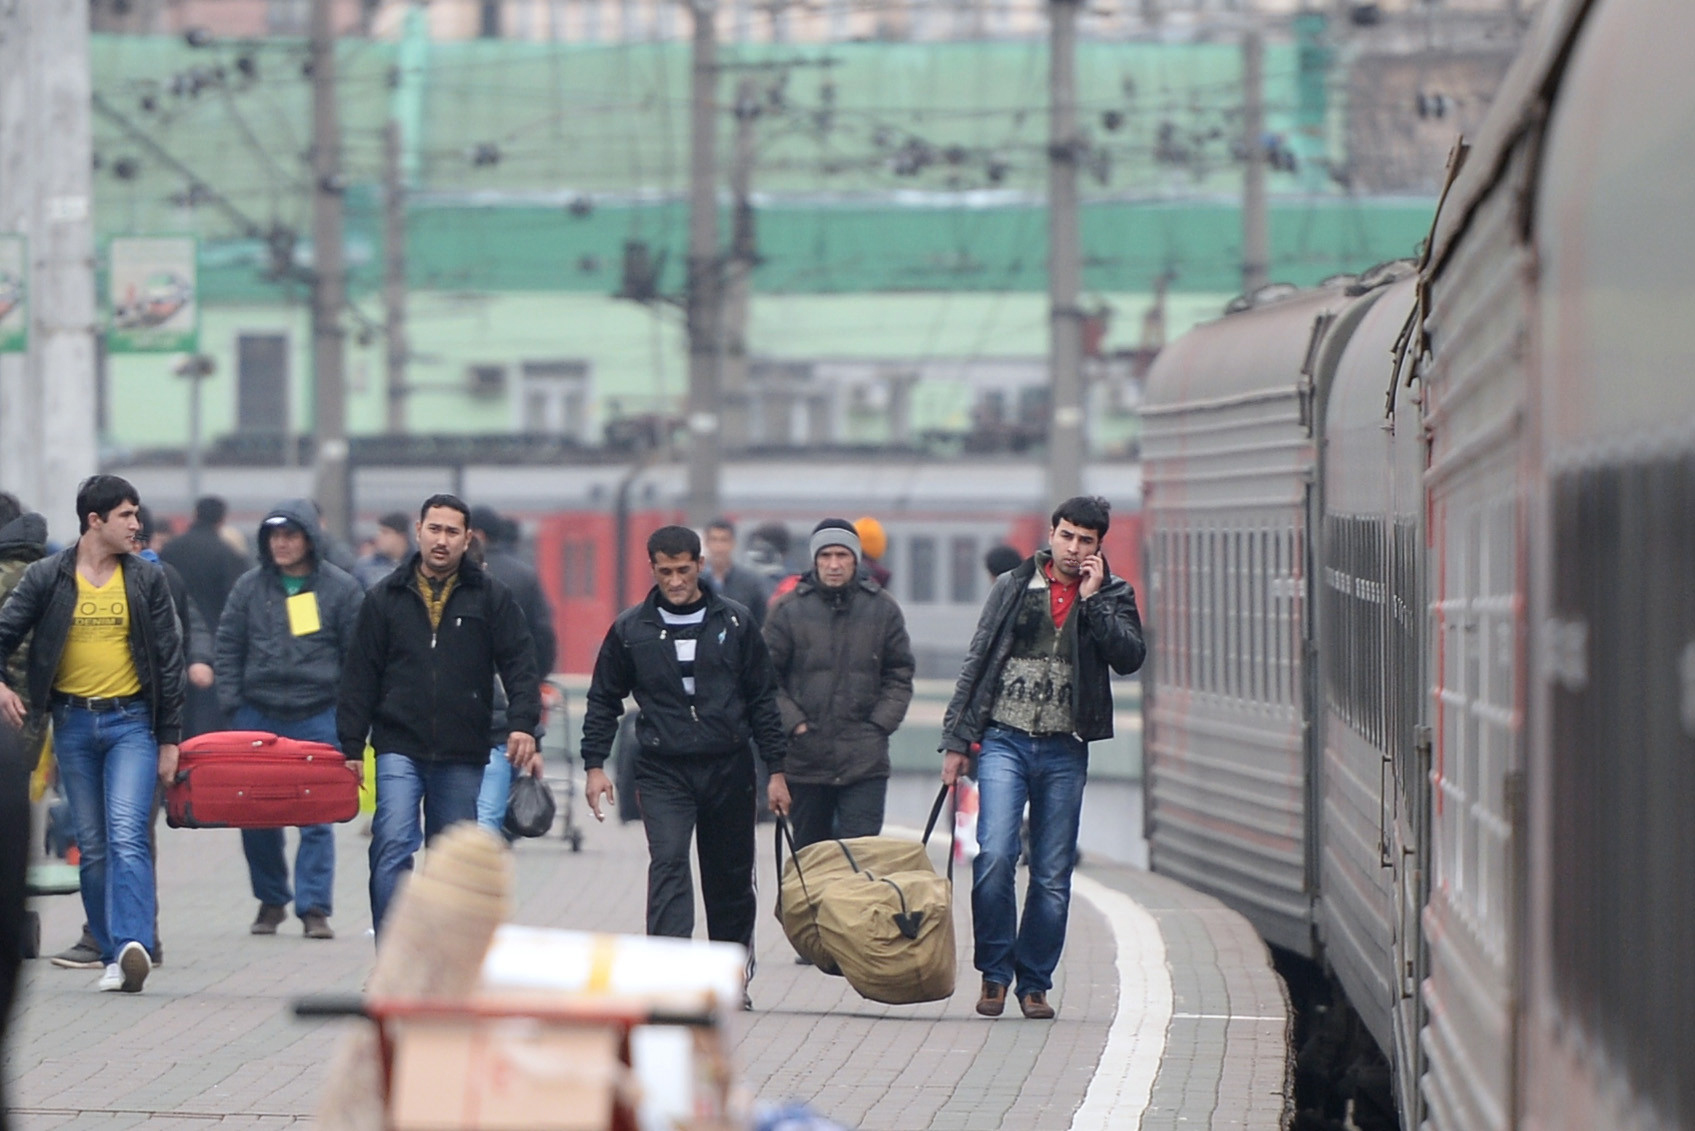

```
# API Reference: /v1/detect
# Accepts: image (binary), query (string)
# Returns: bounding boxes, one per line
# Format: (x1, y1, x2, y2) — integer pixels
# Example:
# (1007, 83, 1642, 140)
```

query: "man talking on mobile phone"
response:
(938, 496, 1145, 1021)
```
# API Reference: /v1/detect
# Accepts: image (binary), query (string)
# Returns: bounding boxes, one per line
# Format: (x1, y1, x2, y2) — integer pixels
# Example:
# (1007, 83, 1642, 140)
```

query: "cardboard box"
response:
(389, 1018, 625, 1131)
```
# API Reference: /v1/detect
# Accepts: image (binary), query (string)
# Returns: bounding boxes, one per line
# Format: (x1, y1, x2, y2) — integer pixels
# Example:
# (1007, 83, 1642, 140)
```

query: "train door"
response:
(533, 512, 618, 675)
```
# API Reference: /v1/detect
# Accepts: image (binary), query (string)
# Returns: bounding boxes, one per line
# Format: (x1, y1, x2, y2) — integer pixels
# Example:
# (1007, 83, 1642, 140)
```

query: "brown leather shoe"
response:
(302, 911, 334, 940)
(975, 980, 1007, 1017)
(250, 903, 286, 935)
(1019, 991, 1056, 1020)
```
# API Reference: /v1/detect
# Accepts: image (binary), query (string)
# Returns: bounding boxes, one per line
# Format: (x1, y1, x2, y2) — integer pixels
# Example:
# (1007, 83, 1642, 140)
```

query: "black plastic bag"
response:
(504, 774, 556, 839)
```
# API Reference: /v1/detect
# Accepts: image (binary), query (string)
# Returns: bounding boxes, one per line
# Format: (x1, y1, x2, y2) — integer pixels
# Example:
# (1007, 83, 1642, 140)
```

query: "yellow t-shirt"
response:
(54, 565, 142, 699)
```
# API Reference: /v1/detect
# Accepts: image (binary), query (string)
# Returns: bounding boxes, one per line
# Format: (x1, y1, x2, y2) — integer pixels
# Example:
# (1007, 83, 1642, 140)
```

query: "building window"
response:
(237, 333, 288, 435)
(518, 360, 591, 441)
(950, 535, 978, 604)
(562, 538, 596, 599)
(909, 536, 937, 604)
(267, 0, 308, 34)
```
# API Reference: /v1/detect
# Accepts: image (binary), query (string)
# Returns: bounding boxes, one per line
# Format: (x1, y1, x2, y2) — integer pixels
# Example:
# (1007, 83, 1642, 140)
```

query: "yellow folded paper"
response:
(286, 591, 321, 636)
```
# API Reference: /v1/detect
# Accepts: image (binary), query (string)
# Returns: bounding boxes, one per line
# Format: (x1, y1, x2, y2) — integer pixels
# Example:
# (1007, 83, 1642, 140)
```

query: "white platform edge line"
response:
(891, 822, 1174, 1128)
(1069, 872, 1173, 1131)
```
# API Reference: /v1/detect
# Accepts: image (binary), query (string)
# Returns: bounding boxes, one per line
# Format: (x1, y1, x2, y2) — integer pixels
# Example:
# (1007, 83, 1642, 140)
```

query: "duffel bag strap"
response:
(774, 816, 818, 917)
(920, 782, 959, 885)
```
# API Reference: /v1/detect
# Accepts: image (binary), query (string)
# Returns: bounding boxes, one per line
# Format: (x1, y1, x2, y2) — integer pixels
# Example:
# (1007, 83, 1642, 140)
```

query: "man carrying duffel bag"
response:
(215, 499, 365, 940)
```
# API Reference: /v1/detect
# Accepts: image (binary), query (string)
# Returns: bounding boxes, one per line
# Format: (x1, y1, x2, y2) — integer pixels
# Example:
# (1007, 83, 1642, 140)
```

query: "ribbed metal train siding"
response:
(1143, 385, 1315, 956)
(1312, 278, 1421, 1064)
(1548, 454, 1695, 1129)
(1319, 511, 1399, 1057)
(1417, 147, 1531, 1131)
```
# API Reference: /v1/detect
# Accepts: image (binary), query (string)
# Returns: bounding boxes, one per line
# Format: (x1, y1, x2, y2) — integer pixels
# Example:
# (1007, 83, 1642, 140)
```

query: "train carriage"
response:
(1140, 282, 1356, 957)
(1310, 271, 1421, 1082)
(1143, 1, 1695, 1127)
(1520, 0, 1695, 1126)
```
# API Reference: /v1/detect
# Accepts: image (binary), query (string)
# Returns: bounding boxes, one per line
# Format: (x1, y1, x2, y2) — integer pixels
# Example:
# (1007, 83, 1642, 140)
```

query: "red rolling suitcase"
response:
(166, 731, 363, 829)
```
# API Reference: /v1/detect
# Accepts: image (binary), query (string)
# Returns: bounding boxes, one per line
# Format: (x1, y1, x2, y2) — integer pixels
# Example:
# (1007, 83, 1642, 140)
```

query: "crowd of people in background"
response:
(0, 476, 1138, 1044)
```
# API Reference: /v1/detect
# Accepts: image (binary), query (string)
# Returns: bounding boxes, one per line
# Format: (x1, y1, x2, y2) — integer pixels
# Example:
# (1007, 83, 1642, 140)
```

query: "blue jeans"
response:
(368, 753, 482, 933)
(232, 705, 337, 918)
(476, 744, 513, 832)
(971, 725, 1088, 997)
(52, 700, 158, 963)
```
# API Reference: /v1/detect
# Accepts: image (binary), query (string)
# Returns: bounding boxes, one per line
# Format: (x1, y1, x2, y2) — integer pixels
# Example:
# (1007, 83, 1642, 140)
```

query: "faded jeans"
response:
(367, 753, 481, 934)
(52, 700, 158, 964)
(971, 725, 1088, 997)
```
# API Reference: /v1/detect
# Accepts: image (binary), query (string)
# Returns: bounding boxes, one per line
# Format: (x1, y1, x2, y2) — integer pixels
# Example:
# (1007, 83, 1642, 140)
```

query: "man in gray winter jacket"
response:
(763, 519, 914, 849)
(215, 500, 364, 940)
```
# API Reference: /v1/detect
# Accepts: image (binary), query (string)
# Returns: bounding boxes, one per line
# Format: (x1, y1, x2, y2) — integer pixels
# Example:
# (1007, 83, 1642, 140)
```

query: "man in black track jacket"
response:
(940, 496, 1146, 1022)
(337, 494, 540, 933)
(581, 525, 789, 1004)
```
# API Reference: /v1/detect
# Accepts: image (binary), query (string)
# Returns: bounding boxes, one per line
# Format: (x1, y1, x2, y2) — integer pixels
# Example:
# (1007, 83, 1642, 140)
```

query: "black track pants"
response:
(788, 777, 888, 850)
(634, 751, 757, 953)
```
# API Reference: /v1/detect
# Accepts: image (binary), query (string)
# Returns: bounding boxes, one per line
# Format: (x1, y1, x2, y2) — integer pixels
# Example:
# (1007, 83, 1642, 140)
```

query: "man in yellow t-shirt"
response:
(0, 475, 185, 995)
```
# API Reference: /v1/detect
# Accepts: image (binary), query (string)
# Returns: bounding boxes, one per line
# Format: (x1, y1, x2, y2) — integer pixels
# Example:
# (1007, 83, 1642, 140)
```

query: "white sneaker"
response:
(117, 940, 150, 993)
(97, 963, 123, 992)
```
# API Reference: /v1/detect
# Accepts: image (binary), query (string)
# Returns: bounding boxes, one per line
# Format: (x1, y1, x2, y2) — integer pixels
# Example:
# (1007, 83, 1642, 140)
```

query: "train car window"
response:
(1206, 528, 1219, 695)
(949, 536, 978, 605)
(1233, 528, 1246, 701)
(1272, 528, 1284, 707)
(1241, 527, 1252, 704)
(908, 536, 937, 604)
(1221, 529, 1232, 699)
(562, 539, 596, 600)
(1247, 525, 1261, 702)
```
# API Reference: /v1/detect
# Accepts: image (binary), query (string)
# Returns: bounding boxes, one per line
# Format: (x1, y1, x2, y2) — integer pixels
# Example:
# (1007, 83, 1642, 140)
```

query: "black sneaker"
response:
(49, 938, 102, 970)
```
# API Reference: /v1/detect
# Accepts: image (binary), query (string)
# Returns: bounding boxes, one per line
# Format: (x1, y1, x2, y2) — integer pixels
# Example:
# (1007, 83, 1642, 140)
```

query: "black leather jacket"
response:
(0, 547, 187, 745)
(940, 551, 1145, 754)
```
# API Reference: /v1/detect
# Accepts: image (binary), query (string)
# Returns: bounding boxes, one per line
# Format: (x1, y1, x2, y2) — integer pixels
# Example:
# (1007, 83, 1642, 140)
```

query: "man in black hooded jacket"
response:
(217, 500, 364, 940)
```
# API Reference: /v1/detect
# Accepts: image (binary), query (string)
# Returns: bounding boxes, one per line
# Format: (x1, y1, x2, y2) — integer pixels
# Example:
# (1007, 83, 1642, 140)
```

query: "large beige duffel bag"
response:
(775, 786, 957, 1003)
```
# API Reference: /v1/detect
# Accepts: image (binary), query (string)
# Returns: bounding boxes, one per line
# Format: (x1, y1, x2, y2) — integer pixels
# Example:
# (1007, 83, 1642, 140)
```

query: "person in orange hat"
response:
(852, 516, 892, 588)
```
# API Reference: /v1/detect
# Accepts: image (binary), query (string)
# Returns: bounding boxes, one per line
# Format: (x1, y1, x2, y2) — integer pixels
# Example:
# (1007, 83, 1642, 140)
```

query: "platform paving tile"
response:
(9, 799, 1288, 1129)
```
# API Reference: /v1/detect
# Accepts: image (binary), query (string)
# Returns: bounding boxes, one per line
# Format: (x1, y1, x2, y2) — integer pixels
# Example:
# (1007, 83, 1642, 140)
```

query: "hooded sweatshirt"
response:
(214, 499, 365, 721)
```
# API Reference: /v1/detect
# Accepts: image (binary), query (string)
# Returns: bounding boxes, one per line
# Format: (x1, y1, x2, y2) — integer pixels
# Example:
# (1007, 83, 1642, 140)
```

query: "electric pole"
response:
(1047, 0, 1084, 506)
(0, 2, 37, 514)
(310, 0, 350, 539)
(383, 119, 408, 434)
(1241, 28, 1269, 296)
(685, 0, 722, 526)
(720, 75, 758, 451)
(0, 0, 97, 543)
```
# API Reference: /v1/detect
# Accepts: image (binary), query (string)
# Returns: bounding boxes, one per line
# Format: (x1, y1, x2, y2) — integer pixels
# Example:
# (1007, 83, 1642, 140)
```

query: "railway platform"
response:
(6, 795, 1290, 1130)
